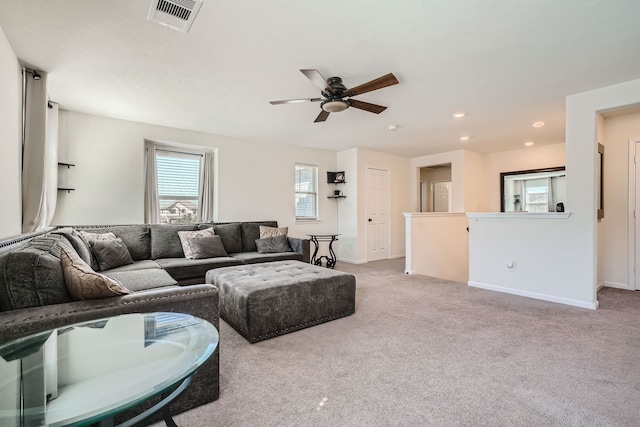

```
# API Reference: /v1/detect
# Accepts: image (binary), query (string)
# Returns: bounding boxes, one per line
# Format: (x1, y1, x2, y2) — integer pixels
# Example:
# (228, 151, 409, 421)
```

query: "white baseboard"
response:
(337, 257, 367, 264)
(468, 281, 598, 310)
(390, 253, 405, 260)
(405, 269, 416, 275)
(603, 281, 633, 290)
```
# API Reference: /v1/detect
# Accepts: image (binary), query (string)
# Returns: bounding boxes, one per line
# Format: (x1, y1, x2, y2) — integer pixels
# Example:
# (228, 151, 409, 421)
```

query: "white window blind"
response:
(295, 163, 318, 220)
(156, 149, 202, 224)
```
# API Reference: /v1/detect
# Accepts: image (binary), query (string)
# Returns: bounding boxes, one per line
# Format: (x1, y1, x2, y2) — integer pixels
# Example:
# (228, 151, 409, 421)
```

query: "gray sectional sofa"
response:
(0, 220, 310, 419)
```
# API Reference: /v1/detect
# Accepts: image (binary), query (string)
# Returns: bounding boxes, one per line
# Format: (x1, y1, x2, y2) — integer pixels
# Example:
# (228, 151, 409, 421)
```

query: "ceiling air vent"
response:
(147, 0, 203, 33)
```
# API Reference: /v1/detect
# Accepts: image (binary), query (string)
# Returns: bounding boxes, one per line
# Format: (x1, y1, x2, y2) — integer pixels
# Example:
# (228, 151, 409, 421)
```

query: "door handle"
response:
(368, 218, 372, 222)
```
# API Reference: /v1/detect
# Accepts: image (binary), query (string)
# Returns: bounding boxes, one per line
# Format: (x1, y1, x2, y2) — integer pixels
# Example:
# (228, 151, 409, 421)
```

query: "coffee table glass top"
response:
(0, 312, 218, 427)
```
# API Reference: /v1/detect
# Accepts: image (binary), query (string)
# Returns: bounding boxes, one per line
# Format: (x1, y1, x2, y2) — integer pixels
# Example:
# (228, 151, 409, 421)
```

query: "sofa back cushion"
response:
(239, 221, 278, 253)
(150, 224, 197, 259)
(78, 225, 151, 261)
(51, 227, 92, 264)
(0, 234, 73, 311)
(212, 223, 242, 254)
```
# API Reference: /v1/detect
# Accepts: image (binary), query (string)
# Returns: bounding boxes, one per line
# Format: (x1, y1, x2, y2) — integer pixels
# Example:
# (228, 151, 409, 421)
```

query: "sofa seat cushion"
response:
(103, 269, 178, 292)
(230, 251, 302, 264)
(155, 257, 243, 281)
(101, 259, 162, 273)
(0, 235, 73, 311)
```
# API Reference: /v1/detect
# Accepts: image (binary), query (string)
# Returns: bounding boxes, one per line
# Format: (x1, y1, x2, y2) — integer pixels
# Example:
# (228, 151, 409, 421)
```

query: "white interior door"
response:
(432, 181, 451, 212)
(366, 167, 390, 262)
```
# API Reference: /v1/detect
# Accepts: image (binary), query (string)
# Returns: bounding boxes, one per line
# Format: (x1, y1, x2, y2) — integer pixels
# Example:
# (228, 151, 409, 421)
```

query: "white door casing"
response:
(366, 167, 390, 262)
(629, 139, 640, 290)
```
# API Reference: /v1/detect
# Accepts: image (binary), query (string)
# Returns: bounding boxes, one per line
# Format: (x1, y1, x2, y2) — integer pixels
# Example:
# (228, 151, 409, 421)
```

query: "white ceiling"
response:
(1, 0, 639, 157)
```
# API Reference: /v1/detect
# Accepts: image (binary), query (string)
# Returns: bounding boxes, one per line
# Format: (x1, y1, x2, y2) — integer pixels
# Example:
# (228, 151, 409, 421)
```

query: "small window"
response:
(145, 141, 213, 224)
(295, 163, 318, 220)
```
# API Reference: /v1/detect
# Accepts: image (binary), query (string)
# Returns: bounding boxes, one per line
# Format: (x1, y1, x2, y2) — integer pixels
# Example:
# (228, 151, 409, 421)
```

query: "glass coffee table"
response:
(0, 312, 218, 427)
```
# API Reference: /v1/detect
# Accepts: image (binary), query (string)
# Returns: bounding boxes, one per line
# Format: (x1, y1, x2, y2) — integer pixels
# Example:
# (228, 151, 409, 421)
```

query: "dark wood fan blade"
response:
(345, 73, 398, 97)
(301, 69, 334, 95)
(349, 99, 387, 114)
(314, 110, 330, 122)
(270, 98, 322, 105)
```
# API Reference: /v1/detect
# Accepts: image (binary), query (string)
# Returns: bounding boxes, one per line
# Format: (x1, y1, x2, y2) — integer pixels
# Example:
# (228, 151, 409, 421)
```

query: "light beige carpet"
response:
(154, 258, 640, 426)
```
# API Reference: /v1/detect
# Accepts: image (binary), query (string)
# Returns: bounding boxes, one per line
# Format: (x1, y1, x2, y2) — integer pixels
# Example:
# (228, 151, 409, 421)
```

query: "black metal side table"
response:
(306, 233, 340, 269)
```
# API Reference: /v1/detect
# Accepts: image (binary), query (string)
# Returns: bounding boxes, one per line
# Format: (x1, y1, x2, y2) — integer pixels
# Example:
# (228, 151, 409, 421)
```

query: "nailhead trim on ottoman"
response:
(205, 260, 356, 343)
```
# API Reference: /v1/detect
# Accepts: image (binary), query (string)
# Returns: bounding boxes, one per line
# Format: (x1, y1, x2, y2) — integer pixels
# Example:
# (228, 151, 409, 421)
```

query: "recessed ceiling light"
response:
(387, 124, 397, 131)
(453, 112, 466, 118)
(524, 141, 535, 147)
(532, 121, 545, 128)
(460, 135, 470, 141)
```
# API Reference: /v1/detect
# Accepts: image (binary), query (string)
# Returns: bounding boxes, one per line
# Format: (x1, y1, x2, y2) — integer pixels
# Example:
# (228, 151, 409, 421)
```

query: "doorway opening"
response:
(419, 163, 451, 212)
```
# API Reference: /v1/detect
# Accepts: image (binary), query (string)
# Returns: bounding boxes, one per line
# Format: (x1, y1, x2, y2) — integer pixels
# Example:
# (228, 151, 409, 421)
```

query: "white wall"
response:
(336, 148, 358, 261)
(483, 143, 566, 212)
(566, 79, 640, 305)
(52, 111, 338, 238)
(463, 150, 488, 211)
(468, 78, 640, 309)
(601, 111, 640, 289)
(337, 148, 411, 263)
(0, 26, 22, 239)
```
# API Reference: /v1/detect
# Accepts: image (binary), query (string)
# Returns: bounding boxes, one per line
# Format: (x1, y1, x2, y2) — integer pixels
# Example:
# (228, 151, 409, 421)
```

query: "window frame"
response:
(145, 141, 213, 224)
(295, 163, 319, 221)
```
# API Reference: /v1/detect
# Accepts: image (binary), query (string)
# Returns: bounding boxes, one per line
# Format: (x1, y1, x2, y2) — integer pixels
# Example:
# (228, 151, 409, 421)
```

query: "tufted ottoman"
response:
(205, 260, 356, 343)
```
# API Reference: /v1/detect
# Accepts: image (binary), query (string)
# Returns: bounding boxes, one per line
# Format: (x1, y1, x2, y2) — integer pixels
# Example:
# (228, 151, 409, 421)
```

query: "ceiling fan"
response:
(270, 69, 399, 122)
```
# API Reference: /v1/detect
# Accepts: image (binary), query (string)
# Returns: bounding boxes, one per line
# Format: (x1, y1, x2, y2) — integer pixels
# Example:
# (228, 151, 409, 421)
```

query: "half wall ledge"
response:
(466, 212, 572, 219)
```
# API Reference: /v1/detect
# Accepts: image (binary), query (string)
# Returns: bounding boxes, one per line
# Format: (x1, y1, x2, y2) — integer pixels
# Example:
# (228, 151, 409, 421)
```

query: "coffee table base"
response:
(100, 375, 192, 427)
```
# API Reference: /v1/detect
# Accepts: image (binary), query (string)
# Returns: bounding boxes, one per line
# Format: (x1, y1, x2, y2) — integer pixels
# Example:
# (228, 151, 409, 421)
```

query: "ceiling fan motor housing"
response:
(326, 77, 347, 95)
(320, 77, 349, 112)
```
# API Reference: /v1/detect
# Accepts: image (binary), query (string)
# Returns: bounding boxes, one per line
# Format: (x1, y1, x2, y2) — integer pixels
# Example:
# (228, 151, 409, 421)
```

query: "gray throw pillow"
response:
(187, 236, 229, 260)
(90, 238, 134, 271)
(255, 235, 292, 254)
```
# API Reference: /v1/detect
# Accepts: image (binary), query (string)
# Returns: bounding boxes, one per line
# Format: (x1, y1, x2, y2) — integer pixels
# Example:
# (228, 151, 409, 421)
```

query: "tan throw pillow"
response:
(78, 230, 117, 244)
(259, 226, 288, 239)
(60, 248, 131, 300)
(178, 227, 215, 259)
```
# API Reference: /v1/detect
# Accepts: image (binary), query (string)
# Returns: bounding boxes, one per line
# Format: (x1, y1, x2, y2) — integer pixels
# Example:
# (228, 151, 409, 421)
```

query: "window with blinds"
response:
(156, 149, 203, 224)
(295, 163, 318, 220)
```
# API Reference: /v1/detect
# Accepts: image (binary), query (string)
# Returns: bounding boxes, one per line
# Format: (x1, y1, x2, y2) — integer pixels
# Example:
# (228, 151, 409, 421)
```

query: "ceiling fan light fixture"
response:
(322, 100, 349, 113)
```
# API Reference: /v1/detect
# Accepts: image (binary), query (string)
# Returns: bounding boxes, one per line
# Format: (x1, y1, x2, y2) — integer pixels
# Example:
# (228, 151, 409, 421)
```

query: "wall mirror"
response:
(500, 166, 566, 212)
